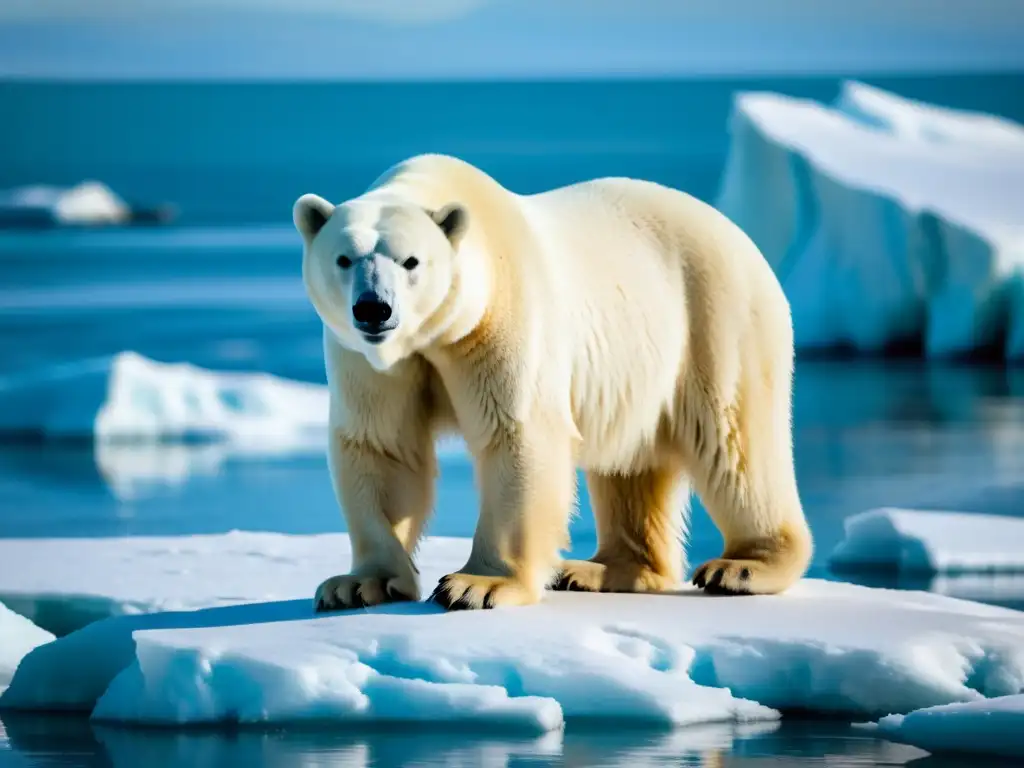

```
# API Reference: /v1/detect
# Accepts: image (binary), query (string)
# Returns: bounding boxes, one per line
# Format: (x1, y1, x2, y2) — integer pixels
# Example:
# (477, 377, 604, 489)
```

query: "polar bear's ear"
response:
(293, 194, 335, 241)
(429, 203, 469, 249)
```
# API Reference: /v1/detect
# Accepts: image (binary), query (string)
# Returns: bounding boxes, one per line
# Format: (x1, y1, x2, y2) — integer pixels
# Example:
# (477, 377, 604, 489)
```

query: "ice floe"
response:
(829, 507, 1024, 575)
(2, 575, 1022, 734)
(869, 693, 1024, 759)
(0, 351, 328, 444)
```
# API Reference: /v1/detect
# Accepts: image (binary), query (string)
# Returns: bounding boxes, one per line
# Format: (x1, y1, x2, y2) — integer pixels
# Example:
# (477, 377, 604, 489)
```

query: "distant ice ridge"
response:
(866, 695, 1024, 759)
(0, 351, 471, 459)
(830, 508, 1024, 575)
(1, 533, 1023, 736)
(717, 80, 1024, 359)
(0, 602, 54, 689)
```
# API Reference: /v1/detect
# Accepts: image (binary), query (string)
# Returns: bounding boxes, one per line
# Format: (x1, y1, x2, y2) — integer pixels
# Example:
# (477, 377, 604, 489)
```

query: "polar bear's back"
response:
(523, 174, 792, 358)
(367, 156, 793, 468)
(526, 176, 783, 311)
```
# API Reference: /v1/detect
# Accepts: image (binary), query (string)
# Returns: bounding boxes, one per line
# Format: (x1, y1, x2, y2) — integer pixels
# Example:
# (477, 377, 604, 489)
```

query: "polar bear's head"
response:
(293, 192, 469, 371)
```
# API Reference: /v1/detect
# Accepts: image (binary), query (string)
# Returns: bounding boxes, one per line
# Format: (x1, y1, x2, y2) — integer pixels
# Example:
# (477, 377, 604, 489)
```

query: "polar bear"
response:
(293, 153, 812, 612)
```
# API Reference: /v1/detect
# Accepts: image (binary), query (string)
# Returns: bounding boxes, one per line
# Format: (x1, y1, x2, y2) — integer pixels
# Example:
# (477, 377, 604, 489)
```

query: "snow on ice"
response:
(0, 532, 472, 637)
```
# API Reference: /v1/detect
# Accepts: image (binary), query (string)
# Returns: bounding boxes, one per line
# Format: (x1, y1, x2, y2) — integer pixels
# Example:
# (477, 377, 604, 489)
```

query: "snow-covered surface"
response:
(0, 602, 54, 689)
(2, 573, 1023, 733)
(869, 694, 1024, 759)
(0, 532, 473, 637)
(716, 80, 1024, 359)
(0, 182, 129, 226)
(837, 81, 1024, 149)
(829, 507, 1024, 575)
(0, 351, 329, 443)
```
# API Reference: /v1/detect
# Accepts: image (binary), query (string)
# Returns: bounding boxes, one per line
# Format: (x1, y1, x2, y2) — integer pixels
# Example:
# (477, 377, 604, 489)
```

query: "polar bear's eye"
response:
(336, 255, 352, 269)
(402, 257, 420, 271)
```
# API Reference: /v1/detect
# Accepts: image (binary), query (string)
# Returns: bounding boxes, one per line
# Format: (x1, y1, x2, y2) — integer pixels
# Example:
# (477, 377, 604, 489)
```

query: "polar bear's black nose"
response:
(352, 293, 393, 328)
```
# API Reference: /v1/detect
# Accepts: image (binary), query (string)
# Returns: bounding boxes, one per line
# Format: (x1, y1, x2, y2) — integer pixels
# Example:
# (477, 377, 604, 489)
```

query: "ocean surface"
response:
(2, 72, 1024, 766)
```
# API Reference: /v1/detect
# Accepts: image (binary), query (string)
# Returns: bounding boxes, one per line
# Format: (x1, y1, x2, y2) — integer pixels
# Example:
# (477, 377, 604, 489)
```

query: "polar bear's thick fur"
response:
(293, 153, 812, 612)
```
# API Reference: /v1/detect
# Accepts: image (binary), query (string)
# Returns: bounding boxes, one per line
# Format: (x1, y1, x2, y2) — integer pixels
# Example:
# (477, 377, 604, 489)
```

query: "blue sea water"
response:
(2, 73, 1024, 766)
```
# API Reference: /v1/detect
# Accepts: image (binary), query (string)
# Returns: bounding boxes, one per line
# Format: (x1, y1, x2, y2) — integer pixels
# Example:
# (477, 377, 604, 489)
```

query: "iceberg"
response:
(0, 351, 329, 444)
(716, 81, 1024, 360)
(0, 532, 472, 637)
(829, 507, 1024, 575)
(870, 694, 1024, 759)
(0, 602, 54, 689)
(2, 574, 1022, 733)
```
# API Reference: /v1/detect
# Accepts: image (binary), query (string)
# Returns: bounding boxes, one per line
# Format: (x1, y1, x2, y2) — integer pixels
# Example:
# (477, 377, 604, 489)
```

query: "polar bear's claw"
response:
(691, 560, 755, 595)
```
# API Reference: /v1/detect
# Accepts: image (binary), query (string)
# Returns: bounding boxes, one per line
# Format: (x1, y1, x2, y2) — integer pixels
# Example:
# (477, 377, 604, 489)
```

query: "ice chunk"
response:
(829, 507, 1024, 575)
(3, 579, 1022, 733)
(0, 602, 54, 689)
(0, 531, 473, 637)
(870, 694, 1024, 759)
(716, 82, 1024, 359)
(0, 351, 329, 443)
(94, 351, 330, 444)
(0, 181, 129, 226)
(0, 353, 474, 465)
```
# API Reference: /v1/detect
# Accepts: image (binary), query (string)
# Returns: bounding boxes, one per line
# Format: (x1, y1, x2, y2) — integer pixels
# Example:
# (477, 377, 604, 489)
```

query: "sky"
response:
(2, 0, 1024, 80)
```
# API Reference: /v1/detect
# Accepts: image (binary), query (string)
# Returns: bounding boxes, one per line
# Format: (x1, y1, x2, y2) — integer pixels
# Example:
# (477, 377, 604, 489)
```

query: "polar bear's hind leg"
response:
(553, 464, 688, 593)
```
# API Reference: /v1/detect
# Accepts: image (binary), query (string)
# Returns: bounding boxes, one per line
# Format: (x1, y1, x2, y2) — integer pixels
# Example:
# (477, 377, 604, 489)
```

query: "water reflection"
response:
(93, 440, 321, 502)
(3, 713, 967, 768)
(840, 571, 1024, 612)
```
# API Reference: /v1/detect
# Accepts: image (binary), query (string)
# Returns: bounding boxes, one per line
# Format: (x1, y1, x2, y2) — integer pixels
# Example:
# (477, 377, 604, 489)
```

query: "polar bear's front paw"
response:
(313, 573, 418, 613)
(429, 573, 540, 611)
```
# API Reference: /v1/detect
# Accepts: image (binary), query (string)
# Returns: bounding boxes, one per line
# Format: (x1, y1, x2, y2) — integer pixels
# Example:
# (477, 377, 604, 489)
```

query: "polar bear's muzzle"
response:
(351, 258, 398, 342)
